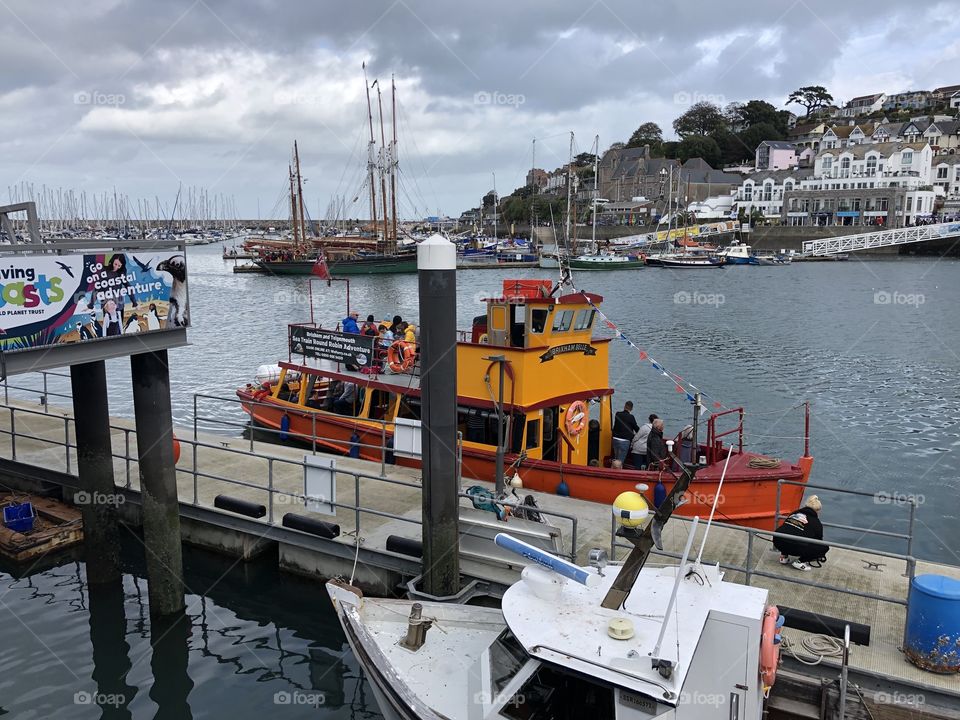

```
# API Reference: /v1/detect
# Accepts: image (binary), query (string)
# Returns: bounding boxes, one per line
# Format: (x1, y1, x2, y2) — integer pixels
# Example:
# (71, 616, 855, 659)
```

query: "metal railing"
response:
(609, 499, 918, 610)
(2, 368, 72, 410)
(0, 398, 579, 563)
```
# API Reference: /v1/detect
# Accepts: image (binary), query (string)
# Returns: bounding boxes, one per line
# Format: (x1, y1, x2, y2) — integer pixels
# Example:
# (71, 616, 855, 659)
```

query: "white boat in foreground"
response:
(328, 486, 781, 720)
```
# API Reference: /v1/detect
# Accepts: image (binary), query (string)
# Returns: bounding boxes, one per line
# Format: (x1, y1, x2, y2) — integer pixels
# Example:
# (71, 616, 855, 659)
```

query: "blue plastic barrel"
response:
(904, 574, 960, 673)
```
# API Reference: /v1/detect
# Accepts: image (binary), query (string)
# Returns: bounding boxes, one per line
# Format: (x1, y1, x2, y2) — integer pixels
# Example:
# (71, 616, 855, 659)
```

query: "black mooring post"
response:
(70, 360, 121, 584)
(130, 349, 185, 616)
(417, 235, 460, 597)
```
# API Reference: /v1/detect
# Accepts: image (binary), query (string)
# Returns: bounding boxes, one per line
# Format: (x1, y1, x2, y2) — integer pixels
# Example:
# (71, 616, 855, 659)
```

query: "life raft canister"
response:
(565, 400, 587, 436)
(760, 605, 782, 695)
(387, 340, 416, 373)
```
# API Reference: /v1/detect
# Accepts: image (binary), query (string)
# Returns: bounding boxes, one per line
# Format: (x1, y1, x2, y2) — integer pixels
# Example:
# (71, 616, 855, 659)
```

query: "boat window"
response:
(530, 309, 548, 333)
(573, 309, 595, 331)
(501, 664, 615, 719)
(368, 389, 394, 421)
(551, 309, 574, 332)
(397, 396, 421, 421)
(525, 418, 540, 449)
(489, 629, 527, 695)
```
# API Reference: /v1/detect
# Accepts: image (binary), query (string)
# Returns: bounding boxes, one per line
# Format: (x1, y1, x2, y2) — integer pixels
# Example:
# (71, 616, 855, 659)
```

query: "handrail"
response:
(705, 407, 743, 463)
(0, 399, 579, 565)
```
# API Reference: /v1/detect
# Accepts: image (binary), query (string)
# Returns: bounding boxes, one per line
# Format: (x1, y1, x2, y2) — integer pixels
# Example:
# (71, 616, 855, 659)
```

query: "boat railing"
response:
(0, 397, 581, 565)
(704, 407, 744, 463)
(192, 391, 401, 479)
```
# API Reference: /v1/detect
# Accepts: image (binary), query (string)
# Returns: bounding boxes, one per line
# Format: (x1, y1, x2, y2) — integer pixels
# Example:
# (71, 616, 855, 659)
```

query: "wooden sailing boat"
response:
(254, 70, 417, 275)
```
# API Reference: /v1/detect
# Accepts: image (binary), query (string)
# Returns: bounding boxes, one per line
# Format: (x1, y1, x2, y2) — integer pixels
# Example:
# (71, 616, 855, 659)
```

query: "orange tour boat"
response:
(237, 279, 813, 529)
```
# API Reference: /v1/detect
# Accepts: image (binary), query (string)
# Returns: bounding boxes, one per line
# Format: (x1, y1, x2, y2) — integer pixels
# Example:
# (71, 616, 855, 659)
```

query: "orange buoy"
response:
(172, 433, 181, 464)
(760, 605, 781, 694)
(565, 400, 587, 436)
(387, 340, 416, 373)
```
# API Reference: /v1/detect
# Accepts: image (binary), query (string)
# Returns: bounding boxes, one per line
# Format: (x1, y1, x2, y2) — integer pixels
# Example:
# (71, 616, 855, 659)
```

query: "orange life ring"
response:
(565, 400, 587, 436)
(760, 605, 781, 693)
(387, 340, 416, 373)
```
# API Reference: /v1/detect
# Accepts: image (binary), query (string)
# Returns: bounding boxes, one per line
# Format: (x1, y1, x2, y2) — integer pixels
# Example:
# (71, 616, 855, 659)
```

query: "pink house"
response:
(755, 140, 797, 171)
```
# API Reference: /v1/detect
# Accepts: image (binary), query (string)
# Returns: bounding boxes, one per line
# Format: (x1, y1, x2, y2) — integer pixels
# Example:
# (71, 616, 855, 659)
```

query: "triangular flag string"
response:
(580, 292, 729, 411)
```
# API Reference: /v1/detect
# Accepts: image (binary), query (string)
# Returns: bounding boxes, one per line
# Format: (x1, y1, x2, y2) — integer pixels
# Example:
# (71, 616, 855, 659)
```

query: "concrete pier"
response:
(70, 360, 122, 583)
(130, 350, 185, 616)
(1, 398, 959, 713)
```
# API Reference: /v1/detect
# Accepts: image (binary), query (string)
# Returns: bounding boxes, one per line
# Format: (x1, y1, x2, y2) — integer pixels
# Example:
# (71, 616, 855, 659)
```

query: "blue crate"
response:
(3, 502, 36, 533)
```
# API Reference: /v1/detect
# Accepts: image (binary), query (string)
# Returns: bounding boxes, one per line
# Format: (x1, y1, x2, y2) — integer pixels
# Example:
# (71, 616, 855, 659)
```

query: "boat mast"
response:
(564, 131, 573, 252)
(592, 134, 599, 254)
(530, 138, 537, 246)
(294, 141, 308, 253)
(288, 164, 299, 247)
(492, 172, 497, 243)
(375, 80, 390, 254)
(390, 75, 398, 251)
(363, 63, 378, 242)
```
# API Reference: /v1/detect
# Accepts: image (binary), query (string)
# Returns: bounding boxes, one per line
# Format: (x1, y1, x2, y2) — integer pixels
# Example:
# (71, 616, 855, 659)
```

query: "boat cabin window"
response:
(489, 629, 527, 695)
(501, 664, 615, 720)
(525, 418, 540, 450)
(530, 309, 548, 334)
(551, 309, 574, 332)
(367, 389, 395, 421)
(459, 407, 525, 452)
(511, 304, 525, 347)
(573, 309, 595, 331)
(396, 396, 421, 421)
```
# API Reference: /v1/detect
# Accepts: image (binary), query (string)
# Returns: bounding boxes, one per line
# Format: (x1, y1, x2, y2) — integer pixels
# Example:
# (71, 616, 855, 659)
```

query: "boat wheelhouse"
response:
(238, 279, 812, 529)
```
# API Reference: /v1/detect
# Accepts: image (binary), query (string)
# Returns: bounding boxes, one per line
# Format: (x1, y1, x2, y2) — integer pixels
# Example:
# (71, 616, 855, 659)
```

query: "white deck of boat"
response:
(2, 399, 959, 698)
(502, 563, 766, 702)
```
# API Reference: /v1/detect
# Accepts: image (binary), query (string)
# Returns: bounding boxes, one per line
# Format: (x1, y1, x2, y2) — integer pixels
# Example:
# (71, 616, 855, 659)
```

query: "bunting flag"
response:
(577, 290, 729, 412)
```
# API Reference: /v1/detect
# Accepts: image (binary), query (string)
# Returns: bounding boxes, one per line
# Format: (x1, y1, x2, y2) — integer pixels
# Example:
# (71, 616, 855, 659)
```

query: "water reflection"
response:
(0, 546, 381, 718)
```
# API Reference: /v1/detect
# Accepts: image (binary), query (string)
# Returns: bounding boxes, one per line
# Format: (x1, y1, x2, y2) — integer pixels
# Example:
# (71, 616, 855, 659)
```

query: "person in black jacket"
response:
(774, 495, 827, 571)
(612, 401, 639, 464)
(646, 418, 669, 468)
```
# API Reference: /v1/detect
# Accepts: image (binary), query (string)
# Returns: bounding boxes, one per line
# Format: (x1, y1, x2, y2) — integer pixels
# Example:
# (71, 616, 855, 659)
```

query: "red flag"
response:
(639, 350, 647, 360)
(312, 254, 330, 280)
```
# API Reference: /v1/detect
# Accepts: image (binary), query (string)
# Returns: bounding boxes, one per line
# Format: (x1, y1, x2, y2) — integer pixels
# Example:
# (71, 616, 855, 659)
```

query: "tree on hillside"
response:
(573, 152, 597, 167)
(607, 141, 626, 152)
(787, 86, 833, 117)
(626, 122, 664, 149)
(676, 136, 722, 167)
(673, 101, 727, 137)
(710, 128, 750, 166)
(724, 100, 788, 140)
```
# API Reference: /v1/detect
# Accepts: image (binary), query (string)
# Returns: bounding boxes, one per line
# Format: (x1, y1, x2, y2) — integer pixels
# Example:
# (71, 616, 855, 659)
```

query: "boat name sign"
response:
(289, 326, 375, 367)
(539, 343, 597, 363)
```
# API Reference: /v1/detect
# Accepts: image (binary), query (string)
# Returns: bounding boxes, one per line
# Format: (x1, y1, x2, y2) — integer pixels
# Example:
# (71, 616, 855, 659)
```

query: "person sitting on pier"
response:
(646, 418, 669, 469)
(612, 401, 640, 464)
(774, 495, 827, 572)
(333, 382, 357, 415)
(342, 311, 361, 334)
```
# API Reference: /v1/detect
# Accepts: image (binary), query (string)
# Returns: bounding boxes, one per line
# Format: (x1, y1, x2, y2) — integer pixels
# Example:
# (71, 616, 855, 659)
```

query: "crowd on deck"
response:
(341, 311, 419, 372)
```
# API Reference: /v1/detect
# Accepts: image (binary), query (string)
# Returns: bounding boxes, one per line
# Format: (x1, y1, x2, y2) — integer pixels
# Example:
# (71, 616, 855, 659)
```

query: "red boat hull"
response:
(238, 391, 811, 530)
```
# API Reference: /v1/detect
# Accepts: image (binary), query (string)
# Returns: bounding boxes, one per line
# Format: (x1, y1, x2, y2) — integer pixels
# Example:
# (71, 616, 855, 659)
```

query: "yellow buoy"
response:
(612, 491, 649, 528)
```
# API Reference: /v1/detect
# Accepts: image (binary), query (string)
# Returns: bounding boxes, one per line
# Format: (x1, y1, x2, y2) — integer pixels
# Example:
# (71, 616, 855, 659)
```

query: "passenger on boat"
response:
(333, 382, 357, 415)
(360, 315, 379, 336)
(389, 315, 404, 335)
(774, 496, 827, 572)
(627, 414, 657, 469)
(342, 312, 361, 334)
(612, 401, 640, 463)
(403, 323, 417, 345)
(323, 381, 342, 411)
(646, 418, 669, 468)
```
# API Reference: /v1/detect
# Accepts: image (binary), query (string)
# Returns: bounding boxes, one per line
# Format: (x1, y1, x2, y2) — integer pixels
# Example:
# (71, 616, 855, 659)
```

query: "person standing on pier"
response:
(612, 401, 640, 464)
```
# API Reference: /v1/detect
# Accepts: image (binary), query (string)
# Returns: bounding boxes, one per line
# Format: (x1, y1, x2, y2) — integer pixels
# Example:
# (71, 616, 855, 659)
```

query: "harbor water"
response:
(1, 244, 959, 717)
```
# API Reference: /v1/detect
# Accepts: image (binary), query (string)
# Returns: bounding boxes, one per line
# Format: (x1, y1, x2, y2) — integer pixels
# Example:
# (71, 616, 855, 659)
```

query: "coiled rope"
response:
(781, 633, 844, 665)
(747, 456, 782, 469)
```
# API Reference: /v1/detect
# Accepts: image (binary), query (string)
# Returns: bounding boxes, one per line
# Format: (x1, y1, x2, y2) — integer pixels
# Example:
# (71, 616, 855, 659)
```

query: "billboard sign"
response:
(0, 251, 188, 353)
(289, 326, 375, 368)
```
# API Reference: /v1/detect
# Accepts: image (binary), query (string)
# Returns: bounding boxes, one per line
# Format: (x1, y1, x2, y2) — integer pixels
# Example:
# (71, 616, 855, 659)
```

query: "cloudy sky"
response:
(3, 0, 958, 220)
